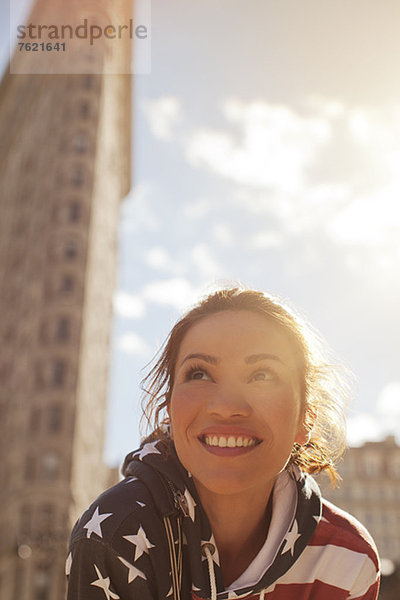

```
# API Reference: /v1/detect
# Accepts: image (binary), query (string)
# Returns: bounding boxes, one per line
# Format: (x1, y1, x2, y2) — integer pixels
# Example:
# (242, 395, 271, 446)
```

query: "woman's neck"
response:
(195, 480, 275, 588)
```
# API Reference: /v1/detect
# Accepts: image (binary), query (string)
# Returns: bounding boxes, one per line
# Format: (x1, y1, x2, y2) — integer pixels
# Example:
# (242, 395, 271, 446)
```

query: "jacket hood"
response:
(122, 435, 322, 599)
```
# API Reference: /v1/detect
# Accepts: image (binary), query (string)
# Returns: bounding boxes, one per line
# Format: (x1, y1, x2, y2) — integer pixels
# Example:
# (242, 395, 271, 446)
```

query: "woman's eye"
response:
(187, 368, 210, 381)
(251, 370, 274, 382)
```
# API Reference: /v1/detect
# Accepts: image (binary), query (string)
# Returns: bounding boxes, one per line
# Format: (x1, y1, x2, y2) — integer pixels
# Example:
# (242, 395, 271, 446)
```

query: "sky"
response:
(2, 0, 400, 466)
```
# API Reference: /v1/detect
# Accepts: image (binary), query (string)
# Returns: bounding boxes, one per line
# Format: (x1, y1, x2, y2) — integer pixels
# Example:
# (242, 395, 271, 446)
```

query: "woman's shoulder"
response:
(66, 476, 170, 599)
(69, 475, 159, 549)
(316, 497, 380, 567)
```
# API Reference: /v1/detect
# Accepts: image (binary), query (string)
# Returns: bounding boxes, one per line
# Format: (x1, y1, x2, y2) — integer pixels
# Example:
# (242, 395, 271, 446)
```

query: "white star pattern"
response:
(84, 507, 113, 539)
(90, 564, 120, 599)
(320, 515, 330, 523)
(65, 552, 72, 576)
(201, 534, 220, 566)
(133, 441, 161, 461)
(281, 519, 301, 555)
(124, 525, 155, 561)
(184, 488, 197, 522)
(312, 514, 321, 524)
(118, 556, 147, 583)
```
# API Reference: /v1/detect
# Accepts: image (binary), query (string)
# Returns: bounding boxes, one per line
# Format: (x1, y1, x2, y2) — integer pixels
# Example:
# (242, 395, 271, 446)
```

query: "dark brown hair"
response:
(141, 287, 349, 485)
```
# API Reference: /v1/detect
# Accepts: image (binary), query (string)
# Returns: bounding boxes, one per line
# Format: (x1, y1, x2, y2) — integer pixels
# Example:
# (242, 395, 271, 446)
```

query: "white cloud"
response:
(182, 197, 214, 220)
(121, 182, 160, 233)
(329, 185, 400, 246)
(328, 106, 400, 248)
(377, 382, 400, 417)
(141, 96, 182, 141)
(113, 291, 146, 319)
(250, 231, 285, 249)
(184, 99, 330, 193)
(306, 96, 346, 120)
(347, 413, 384, 447)
(117, 332, 151, 357)
(142, 278, 201, 311)
(145, 246, 171, 271)
(347, 382, 400, 447)
(190, 244, 222, 279)
(212, 223, 234, 246)
(348, 106, 400, 150)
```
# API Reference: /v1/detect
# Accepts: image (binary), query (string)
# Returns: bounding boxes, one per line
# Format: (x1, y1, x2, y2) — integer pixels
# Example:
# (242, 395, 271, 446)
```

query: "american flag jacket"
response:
(66, 437, 380, 600)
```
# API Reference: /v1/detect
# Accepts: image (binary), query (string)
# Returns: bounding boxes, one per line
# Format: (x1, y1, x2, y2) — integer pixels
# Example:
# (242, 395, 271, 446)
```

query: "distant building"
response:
(319, 436, 400, 563)
(0, 1, 132, 598)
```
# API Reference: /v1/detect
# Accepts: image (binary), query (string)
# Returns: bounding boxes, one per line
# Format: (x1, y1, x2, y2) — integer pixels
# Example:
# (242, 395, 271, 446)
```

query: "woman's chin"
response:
(192, 470, 267, 499)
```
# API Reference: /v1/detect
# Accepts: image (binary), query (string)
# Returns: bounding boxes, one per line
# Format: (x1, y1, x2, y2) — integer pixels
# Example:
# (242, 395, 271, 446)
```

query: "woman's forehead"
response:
(176, 310, 299, 366)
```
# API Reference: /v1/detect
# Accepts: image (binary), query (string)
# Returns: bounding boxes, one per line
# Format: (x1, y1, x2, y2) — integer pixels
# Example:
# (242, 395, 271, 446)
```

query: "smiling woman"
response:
(66, 287, 381, 600)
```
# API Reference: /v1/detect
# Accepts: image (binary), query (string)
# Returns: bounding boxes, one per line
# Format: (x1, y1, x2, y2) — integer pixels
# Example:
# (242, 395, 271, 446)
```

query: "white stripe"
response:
(264, 544, 377, 594)
(347, 561, 380, 599)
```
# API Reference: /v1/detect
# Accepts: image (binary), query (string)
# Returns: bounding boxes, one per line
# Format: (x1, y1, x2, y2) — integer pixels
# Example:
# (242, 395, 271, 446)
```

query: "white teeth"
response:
(203, 435, 258, 448)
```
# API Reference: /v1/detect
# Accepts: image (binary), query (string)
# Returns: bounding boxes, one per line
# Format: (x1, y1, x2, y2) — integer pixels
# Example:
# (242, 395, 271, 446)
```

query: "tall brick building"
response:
(0, 1, 132, 598)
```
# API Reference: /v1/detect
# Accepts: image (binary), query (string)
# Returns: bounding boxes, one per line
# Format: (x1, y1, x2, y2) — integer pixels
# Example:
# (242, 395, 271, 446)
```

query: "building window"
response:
(60, 275, 74, 293)
(363, 452, 382, 477)
(71, 167, 85, 187)
(30, 408, 41, 433)
(340, 456, 355, 477)
(56, 317, 70, 342)
(80, 101, 90, 118)
(42, 451, 60, 480)
(51, 361, 66, 387)
(83, 75, 94, 89)
(20, 504, 33, 536)
(63, 240, 78, 261)
(34, 566, 51, 600)
(72, 132, 89, 153)
(388, 454, 400, 478)
(47, 405, 62, 433)
(69, 201, 81, 222)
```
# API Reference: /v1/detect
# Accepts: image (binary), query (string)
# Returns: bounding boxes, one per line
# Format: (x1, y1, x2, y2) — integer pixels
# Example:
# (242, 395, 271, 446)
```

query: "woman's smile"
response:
(197, 425, 263, 456)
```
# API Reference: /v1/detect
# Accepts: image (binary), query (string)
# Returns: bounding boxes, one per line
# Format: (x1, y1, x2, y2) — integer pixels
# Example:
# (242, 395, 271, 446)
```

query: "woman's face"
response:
(168, 310, 308, 501)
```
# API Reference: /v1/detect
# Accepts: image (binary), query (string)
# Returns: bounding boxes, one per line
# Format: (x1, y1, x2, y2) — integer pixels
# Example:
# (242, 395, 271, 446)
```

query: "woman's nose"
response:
(205, 385, 252, 418)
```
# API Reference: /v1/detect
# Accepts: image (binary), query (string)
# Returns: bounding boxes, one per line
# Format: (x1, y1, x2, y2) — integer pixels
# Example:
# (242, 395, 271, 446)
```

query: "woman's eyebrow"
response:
(180, 352, 285, 366)
(180, 353, 219, 366)
(245, 353, 285, 365)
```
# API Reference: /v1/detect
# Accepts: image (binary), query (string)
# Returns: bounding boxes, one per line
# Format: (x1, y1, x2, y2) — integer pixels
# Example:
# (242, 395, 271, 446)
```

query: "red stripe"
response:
(192, 579, 379, 599)
(308, 501, 380, 570)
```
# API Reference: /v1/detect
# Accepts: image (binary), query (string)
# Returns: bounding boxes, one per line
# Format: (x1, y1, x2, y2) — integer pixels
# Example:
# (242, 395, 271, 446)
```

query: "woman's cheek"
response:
(169, 387, 199, 434)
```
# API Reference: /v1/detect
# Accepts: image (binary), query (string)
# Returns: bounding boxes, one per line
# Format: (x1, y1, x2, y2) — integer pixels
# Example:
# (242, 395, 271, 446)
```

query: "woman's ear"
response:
(295, 406, 316, 445)
(294, 422, 310, 446)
